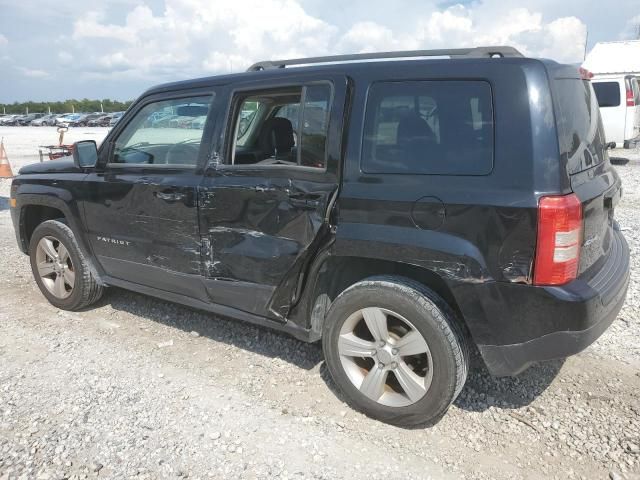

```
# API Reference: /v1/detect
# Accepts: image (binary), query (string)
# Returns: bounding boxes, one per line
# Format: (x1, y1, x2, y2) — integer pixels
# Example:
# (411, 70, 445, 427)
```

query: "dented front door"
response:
(83, 91, 217, 298)
(84, 168, 203, 293)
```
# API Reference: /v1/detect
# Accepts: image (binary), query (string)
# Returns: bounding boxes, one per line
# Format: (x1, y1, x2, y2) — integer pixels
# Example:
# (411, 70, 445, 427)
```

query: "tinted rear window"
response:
(592, 81, 620, 107)
(554, 79, 606, 174)
(361, 80, 494, 175)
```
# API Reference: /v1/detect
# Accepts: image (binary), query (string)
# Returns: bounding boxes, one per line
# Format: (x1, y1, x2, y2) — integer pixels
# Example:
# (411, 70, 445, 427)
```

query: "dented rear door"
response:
(198, 75, 347, 320)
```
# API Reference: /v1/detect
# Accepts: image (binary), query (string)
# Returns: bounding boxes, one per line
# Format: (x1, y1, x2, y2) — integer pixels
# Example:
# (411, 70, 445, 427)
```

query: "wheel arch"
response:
(21, 203, 67, 249)
(290, 254, 467, 340)
(16, 193, 105, 285)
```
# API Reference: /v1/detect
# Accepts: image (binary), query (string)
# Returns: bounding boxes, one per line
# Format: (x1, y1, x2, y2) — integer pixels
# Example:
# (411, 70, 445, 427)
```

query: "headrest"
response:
(258, 117, 295, 156)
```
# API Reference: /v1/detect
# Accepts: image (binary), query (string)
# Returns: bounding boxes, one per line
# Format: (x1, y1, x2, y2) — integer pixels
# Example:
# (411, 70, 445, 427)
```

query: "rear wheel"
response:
(322, 276, 468, 426)
(29, 220, 103, 310)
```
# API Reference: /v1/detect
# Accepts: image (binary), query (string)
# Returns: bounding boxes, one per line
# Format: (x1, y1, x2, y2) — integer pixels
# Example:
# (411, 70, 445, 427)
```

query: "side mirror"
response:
(73, 140, 98, 168)
(605, 141, 617, 150)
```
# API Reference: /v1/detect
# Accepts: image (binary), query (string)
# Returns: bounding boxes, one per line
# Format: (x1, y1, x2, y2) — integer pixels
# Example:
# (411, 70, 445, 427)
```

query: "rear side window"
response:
(592, 82, 620, 107)
(229, 84, 331, 169)
(553, 79, 605, 174)
(300, 85, 332, 168)
(362, 81, 494, 175)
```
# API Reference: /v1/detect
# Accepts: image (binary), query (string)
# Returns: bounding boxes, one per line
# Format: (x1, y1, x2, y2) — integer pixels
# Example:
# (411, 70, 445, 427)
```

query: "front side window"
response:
(362, 81, 494, 175)
(112, 95, 212, 166)
(229, 84, 331, 169)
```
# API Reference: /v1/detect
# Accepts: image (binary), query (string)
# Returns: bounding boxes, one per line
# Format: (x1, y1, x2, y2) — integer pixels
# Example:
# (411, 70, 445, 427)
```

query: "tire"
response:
(29, 220, 103, 310)
(322, 275, 468, 427)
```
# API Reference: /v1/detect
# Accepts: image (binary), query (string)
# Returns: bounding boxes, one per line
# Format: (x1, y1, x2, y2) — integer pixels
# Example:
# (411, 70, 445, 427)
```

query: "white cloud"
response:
(60, 0, 588, 83)
(621, 14, 640, 40)
(355, 6, 585, 64)
(536, 17, 587, 63)
(58, 51, 73, 64)
(339, 21, 402, 52)
(417, 6, 474, 44)
(201, 52, 249, 73)
(0, 33, 8, 48)
(334, 6, 586, 64)
(72, 10, 138, 43)
(16, 66, 49, 78)
(70, 0, 337, 78)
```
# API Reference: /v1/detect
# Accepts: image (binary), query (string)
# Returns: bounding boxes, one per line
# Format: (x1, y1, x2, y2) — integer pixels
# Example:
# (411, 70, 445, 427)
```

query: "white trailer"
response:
(583, 40, 640, 148)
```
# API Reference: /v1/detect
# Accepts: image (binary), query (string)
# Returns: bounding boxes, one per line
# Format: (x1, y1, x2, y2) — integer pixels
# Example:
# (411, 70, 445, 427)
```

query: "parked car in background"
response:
(52, 113, 71, 125)
(3, 115, 22, 126)
(190, 115, 207, 129)
(144, 111, 172, 127)
(16, 113, 45, 126)
(590, 74, 640, 148)
(54, 114, 72, 126)
(151, 114, 178, 128)
(86, 115, 110, 127)
(74, 113, 106, 127)
(65, 114, 85, 127)
(31, 114, 59, 126)
(169, 115, 194, 129)
(0, 115, 18, 125)
(68, 112, 99, 127)
(67, 114, 92, 127)
(3, 114, 28, 126)
(56, 113, 83, 127)
(108, 111, 124, 127)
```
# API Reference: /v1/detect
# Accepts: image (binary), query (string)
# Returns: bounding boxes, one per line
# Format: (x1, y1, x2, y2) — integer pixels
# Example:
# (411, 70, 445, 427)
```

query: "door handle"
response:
(155, 191, 185, 202)
(286, 190, 321, 209)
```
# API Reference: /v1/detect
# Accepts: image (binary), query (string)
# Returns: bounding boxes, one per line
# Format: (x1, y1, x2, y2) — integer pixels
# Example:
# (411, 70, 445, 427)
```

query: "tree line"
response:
(0, 99, 133, 115)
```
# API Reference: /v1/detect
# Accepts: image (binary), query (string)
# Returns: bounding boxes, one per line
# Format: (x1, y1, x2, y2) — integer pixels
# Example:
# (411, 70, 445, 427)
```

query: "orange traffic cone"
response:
(0, 138, 14, 178)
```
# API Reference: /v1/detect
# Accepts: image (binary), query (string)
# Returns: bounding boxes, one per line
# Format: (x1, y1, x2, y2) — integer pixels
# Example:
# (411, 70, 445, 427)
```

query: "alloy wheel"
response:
(337, 307, 433, 407)
(35, 236, 75, 299)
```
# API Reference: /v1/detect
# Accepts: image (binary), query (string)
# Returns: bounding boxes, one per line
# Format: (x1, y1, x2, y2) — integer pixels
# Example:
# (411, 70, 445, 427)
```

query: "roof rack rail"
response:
(247, 46, 524, 71)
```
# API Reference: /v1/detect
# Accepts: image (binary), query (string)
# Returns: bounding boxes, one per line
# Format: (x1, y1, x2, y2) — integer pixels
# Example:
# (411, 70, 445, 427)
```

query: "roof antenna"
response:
(583, 29, 589, 61)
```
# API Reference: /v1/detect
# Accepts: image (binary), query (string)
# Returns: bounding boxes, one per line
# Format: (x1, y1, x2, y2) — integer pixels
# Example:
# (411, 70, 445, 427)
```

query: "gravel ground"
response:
(0, 137, 639, 479)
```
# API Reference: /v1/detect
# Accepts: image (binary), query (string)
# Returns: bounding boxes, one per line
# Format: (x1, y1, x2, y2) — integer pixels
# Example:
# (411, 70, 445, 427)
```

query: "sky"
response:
(0, 0, 639, 103)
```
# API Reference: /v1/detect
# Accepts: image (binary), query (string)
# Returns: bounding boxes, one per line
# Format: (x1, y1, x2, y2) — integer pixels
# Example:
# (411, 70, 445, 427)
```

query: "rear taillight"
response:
(626, 86, 635, 107)
(533, 194, 583, 286)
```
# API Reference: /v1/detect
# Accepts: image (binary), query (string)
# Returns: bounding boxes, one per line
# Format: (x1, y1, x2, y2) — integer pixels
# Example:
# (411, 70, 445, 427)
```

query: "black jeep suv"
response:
(10, 47, 630, 426)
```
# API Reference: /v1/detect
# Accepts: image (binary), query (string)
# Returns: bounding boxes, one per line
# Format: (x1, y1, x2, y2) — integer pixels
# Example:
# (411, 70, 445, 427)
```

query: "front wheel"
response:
(322, 276, 468, 427)
(29, 220, 103, 310)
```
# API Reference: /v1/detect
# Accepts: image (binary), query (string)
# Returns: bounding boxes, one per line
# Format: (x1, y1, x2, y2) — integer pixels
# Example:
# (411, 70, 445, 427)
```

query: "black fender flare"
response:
(15, 191, 106, 285)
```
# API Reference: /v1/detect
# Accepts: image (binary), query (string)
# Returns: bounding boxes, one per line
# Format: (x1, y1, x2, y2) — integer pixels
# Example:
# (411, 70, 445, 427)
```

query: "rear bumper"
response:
(468, 228, 630, 376)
